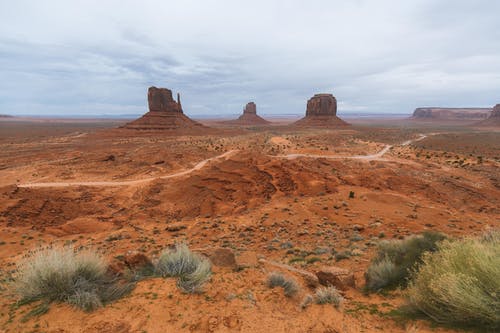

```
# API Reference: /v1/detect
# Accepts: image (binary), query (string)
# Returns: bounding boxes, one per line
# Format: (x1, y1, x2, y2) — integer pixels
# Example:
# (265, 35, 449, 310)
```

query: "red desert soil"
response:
(0, 118, 498, 333)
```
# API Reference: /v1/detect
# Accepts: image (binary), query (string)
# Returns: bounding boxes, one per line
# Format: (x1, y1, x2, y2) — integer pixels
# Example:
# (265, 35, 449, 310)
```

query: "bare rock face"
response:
(294, 93, 349, 127)
(123, 86, 206, 130)
(243, 102, 257, 115)
(306, 93, 337, 116)
(412, 107, 491, 120)
(147, 87, 183, 113)
(476, 104, 500, 127)
(315, 266, 356, 291)
(491, 104, 500, 117)
(222, 101, 270, 125)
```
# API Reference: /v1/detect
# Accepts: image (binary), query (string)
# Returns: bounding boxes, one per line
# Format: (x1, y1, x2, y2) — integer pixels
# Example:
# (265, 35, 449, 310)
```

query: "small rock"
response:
(236, 251, 259, 268)
(315, 266, 356, 290)
(352, 224, 365, 232)
(165, 224, 187, 232)
(124, 251, 154, 271)
(203, 248, 237, 269)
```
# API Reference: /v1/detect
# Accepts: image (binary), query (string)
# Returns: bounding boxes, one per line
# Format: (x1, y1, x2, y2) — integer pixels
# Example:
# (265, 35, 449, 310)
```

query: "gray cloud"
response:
(0, 0, 499, 117)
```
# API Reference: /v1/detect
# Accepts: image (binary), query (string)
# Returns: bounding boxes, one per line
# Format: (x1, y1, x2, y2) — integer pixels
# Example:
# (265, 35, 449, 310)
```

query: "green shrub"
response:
(267, 272, 299, 297)
(14, 247, 133, 311)
(365, 231, 445, 291)
(314, 286, 343, 308)
(405, 231, 499, 329)
(156, 243, 211, 293)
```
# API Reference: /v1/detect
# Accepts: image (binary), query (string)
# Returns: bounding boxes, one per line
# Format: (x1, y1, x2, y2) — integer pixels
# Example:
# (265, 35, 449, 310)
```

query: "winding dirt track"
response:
(17, 135, 428, 188)
(18, 150, 237, 188)
(278, 134, 427, 160)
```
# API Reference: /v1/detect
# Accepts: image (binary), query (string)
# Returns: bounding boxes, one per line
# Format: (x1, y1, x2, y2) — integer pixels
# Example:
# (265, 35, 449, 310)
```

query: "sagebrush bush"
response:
(365, 231, 445, 291)
(267, 272, 299, 297)
(405, 230, 500, 329)
(314, 286, 343, 308)
(156, 243, 211, 293)
(14, 247, 133, 311)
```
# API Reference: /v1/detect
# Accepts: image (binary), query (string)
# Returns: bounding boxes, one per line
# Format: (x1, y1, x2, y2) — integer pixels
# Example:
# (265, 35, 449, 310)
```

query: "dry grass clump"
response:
(156, 243, 211, 293)
(405, 230, 499, 329)
(314, 286, 343, 308)
(14, 247, 133, 311)
(365, 231, 445, 291)
(266, 272, 299, 297)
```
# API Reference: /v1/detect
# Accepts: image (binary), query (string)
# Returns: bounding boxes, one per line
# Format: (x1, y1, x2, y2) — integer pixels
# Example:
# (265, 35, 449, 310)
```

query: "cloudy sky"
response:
(1, 0, 499, 117)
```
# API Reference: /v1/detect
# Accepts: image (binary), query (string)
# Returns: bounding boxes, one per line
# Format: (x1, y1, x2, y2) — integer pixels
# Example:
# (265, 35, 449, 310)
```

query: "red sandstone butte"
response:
(123, 86, 206, 130)
(223, 102, 270, 125)
(294, 93, 349, 127)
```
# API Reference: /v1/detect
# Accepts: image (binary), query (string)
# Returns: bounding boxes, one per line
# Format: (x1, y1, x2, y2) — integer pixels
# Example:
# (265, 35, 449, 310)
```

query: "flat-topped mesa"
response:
(123, 86, 205, 130)
(306, 93, 337, 117)
(412, 107, 491, 120)
(294, 93, 349, 127)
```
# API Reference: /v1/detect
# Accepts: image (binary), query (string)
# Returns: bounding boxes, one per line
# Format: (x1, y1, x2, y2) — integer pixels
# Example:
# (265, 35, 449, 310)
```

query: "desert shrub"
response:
(14, 247, 134, 311)
(314, 286, 343, 308)
(267, 272, 299, 297)
(300, 294, 314, 309)
(156, 243, 211, 293)
(365, 231, 445, 291)
(405, 231, 499, 329)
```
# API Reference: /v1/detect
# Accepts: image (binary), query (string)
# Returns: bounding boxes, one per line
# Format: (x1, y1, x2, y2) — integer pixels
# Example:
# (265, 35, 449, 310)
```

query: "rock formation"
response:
(123, 86, 205, 130)
(492, 104, 500, 117)
(222, 102, 270, 125)
(476, 104, 500, 127)
(412, 107, 491, 120)
(294, 93, 349, 127)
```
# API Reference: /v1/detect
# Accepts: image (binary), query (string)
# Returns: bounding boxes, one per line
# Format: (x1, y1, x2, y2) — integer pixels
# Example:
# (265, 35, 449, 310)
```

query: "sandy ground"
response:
(0, 117, 498, 333)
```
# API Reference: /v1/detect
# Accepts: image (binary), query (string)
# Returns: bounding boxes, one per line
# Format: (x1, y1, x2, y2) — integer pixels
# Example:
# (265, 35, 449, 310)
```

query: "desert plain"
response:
(0, 115, 498, 333)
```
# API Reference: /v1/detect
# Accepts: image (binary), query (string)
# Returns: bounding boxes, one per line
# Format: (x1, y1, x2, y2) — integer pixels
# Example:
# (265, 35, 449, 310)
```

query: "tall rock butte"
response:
(477, 104, 500, 127)
(223, 102, 270, 125)
(294, 93, 349, 127)
(123, 87, 205, 130)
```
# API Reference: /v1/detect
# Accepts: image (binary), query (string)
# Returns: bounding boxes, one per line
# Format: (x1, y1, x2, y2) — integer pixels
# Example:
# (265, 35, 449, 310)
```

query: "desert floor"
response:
(0, 118, 498, 333)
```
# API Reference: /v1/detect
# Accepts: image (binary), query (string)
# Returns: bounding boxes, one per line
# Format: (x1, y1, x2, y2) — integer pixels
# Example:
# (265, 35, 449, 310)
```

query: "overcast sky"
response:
(1, 0, 499, 117)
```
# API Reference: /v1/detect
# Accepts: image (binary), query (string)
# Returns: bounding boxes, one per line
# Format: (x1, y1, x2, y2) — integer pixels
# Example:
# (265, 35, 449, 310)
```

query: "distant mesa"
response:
(476, 104, 500, 127)
(294, 93, 349, 127)
(411, 107, 491, 120)
(123, 86, 206, 130)
(0, 114, 13, 118)
(222, 102, 270, 125)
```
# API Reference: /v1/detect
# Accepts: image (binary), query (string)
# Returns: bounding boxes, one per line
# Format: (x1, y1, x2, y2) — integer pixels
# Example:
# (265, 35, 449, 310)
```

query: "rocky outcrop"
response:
(222, 102, 270, 125)
(243, 102, 257, 115)
(294, 93, 349, 127)
(412, 107, 491, 120)
(476, 104, 500, 127)
(491, 104, 500, 117)
(123, 86, 206, 130)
